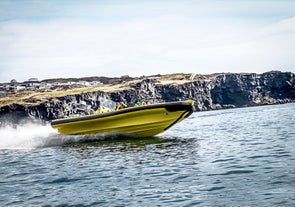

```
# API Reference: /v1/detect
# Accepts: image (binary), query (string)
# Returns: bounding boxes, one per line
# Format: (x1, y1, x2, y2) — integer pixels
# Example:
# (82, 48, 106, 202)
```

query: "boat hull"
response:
(51, 101, 194, 137)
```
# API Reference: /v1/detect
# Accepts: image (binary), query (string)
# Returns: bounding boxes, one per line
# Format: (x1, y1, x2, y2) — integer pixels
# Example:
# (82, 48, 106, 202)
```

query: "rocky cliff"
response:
(0, 71, 294, 125)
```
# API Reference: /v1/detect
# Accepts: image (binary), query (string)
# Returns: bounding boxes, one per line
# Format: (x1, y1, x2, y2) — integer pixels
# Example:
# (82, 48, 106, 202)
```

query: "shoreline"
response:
(0, 71, 294, 123)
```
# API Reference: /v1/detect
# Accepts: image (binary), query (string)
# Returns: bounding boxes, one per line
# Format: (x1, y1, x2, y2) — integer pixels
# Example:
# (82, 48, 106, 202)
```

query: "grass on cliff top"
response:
(0, 73, 208, 107)
(0, 82, 133, 107)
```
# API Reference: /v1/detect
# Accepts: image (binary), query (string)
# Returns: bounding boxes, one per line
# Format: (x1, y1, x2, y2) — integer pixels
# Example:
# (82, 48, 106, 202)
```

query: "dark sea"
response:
(0, 103, 294, 207)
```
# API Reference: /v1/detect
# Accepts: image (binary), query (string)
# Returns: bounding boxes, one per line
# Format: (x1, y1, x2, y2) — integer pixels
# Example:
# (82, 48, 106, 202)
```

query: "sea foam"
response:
(0, 120, 113, 149)
(0, 122, 59, 149)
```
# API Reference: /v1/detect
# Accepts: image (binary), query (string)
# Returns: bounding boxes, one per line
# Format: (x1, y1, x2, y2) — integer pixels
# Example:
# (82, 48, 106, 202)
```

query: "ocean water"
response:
(0, 103, 294, 207)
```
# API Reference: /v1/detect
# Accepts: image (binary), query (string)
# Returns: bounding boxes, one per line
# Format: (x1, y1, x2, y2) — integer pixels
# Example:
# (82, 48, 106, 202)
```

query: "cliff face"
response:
(211, 72, 295, 107)
(0, 71, 294, 124)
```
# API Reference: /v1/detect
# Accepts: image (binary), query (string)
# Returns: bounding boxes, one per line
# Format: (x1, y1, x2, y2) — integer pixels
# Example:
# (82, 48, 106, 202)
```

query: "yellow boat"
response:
(51, 100, 194, 137)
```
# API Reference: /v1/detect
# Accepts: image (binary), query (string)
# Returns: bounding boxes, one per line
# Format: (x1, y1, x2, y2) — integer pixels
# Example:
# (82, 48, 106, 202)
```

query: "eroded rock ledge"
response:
(0, 71, 294, 124)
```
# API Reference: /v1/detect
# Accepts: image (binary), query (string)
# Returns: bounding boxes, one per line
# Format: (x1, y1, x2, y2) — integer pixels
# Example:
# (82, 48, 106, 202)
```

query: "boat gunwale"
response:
(51, 101, 193, 126)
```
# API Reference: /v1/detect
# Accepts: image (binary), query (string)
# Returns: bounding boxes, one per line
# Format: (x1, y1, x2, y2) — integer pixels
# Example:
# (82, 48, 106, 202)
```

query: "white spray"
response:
(0, 122, 58, 149)
(0, 121, 107, 150)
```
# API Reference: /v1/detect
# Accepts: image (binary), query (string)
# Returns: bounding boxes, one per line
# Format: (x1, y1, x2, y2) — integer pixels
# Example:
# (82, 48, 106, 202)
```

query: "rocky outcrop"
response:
(0, 71, 294, 124)
(211, 71, 295, 108)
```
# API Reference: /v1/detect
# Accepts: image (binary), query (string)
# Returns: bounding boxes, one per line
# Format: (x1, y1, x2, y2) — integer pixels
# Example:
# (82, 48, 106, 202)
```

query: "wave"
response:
(0, 121, 57, 149)
(0, 121, 109, 150)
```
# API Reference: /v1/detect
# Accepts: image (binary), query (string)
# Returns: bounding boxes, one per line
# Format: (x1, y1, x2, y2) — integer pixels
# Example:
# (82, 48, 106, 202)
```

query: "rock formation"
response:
(0, 71, 294, 125)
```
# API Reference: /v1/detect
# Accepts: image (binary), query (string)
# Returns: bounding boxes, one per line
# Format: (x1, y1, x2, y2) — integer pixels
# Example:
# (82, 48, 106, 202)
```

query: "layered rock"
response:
(0, 71, 294, 124)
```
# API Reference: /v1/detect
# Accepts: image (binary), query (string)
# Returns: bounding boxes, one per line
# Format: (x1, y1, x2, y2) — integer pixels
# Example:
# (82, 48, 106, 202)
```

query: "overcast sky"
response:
(0, 0, 295, 82)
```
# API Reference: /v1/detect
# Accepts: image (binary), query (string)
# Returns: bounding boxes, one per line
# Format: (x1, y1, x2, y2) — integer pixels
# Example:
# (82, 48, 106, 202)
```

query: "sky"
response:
(0, 0, 295, 82)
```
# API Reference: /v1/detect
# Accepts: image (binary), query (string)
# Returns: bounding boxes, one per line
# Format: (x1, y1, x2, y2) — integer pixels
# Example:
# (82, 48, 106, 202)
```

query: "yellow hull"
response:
(51, 100, 194, 137)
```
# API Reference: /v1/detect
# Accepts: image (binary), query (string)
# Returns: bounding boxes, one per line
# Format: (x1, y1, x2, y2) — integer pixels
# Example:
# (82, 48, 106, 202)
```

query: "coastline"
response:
(0, 71, 294, 124)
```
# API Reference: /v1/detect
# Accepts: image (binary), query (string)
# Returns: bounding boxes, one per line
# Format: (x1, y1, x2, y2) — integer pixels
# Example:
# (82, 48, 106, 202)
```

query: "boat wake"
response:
(0, 121, 111, 150)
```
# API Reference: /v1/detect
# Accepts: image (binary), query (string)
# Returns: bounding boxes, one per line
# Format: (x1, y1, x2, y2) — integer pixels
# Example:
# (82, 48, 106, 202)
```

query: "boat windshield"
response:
(99, 97, 116, 109)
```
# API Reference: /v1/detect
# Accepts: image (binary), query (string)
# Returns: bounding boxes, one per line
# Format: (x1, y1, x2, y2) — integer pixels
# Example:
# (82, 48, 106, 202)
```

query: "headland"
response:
(0, 71, 294, 124)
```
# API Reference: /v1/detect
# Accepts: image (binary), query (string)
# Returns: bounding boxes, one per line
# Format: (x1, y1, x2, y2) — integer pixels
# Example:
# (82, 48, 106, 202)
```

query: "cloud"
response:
(0, 16, 197, 81)
(0, 11, 295, 82)
(164, 18, 295, 73)
(260, 16, 295, 36)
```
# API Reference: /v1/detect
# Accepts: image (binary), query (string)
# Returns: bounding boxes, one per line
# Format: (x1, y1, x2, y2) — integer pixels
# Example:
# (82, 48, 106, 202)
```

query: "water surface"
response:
(0, 104, 294, 206)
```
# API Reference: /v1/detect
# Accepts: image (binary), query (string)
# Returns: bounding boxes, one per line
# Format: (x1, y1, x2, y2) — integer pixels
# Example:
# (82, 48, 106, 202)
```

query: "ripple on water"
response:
(1, 104, 295, 206)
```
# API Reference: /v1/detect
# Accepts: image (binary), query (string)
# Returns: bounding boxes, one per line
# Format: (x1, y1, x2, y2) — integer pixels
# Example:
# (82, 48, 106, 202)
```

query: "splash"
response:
(0, 122, 56, 149)
(0, 121, 107, 150)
